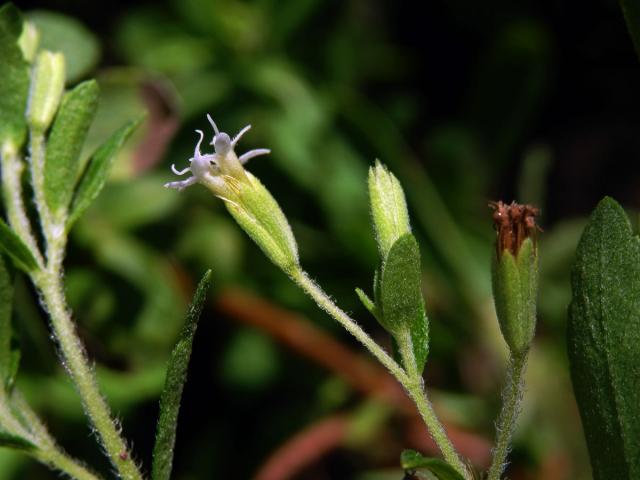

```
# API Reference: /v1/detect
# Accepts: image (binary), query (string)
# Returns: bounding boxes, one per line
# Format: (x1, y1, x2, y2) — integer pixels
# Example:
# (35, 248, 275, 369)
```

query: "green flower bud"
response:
(490, 201, 540, 354)
(165, 116, 299, 274)
(224, 172, 299, 274)
(368, 160, 411, 259)
(18, 21, 39, 62)
(26, 51, 65, 132)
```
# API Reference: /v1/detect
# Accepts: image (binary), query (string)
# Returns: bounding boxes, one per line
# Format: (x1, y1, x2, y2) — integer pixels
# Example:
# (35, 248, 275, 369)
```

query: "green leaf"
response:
(28, 10, 100, 83)
(67, 115, 143, 228)
(568, 197, 640, 479)
(400, 450, 465, 480)
(0, 430, 36, 451)
(0, 220, 38, 272)
(0, 4, 29, 148)
(620, 0, 640, 61)
(44, 80, 99, 215)
(151, 270, 211, 480)
(379, 234, 429, 374)
(355, 287, 378, 319)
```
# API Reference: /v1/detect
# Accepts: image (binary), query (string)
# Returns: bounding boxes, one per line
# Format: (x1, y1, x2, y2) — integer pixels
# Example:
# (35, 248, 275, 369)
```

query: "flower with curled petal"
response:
(164, 115, 299, 273)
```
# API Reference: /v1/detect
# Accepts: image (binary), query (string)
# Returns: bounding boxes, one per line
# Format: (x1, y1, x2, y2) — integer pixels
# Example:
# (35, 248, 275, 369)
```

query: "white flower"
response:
(164, 114, 270, 199)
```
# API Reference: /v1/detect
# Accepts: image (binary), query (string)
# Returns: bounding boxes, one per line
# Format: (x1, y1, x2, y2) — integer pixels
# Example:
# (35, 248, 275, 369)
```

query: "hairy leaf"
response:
(151, 270, 211, 480)
(379, 234, 429, 374)
(568, 197, 640, 479)
(68, 115, 143, 228)
(400, 450, 465, 480)
(0, 220, 38, 272)
(45, 80, 99, 215)
(0, 4, 29, 148)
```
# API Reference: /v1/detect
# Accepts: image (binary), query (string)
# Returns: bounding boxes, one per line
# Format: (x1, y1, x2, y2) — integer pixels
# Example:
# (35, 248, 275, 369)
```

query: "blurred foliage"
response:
(4, 0, 640, 478)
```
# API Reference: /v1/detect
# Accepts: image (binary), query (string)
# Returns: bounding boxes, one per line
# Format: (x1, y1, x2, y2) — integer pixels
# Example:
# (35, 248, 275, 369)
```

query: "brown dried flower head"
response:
(489, 201, 540, 257)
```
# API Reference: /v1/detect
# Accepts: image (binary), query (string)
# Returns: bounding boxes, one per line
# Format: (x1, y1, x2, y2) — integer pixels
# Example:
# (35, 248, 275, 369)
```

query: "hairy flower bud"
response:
(490, 201, 539, 354)
(368, 160, 411, 260)
(27, 51, 65, 132)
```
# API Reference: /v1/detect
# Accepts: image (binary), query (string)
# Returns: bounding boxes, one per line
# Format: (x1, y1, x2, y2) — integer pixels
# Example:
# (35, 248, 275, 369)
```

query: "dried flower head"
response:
(489, 201, 540, 257)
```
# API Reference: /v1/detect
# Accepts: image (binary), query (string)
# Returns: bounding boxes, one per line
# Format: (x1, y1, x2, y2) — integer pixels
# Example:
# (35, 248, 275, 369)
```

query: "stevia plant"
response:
(0, 3, 544, 479)
(0, 5, 211, 479)
(163, 111, 542, 479)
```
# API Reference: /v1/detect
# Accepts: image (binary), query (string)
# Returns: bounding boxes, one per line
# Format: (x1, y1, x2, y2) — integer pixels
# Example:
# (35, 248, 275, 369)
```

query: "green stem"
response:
(487, 353, 528, 480)
(36, 448, 101, 480)
(291, 268, 409, 385)
(28, 132, 143, 480)
(0, 142, 44, 266)
(396, 327, 471, 479)
(0, 391, 101, 480)
(291, 267, 470, 479)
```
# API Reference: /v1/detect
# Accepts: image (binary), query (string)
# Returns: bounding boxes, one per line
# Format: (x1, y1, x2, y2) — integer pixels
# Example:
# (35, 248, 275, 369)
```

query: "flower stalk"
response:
(487, 200, 540, 479)
(166, 116, 471, 479)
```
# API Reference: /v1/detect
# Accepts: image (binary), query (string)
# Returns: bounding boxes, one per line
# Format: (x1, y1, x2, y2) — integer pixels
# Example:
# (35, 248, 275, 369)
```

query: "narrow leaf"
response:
(151, 270, 212, 480)
(379, 234, 429, 373)
(0, 430, 36, 451)
(45, 79, 99, 215)
(67, 115, 143, 228)
(568, 197, 640, 479)
(355, 287, 378, 319)
(0, 4, 29, 148)
(620, 0, 640, 60)
(0, 220, 38, 272)
(400, 450, 465, 480)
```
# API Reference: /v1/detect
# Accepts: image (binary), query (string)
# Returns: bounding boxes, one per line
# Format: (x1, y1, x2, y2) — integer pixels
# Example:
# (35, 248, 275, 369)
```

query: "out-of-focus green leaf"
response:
(380, 234, 429, 373)
(0, 431, 36, 451)
(620, 0, 640, 60)
(400, 450, 465, 480)
(0, 221, 38, 273)
(28, 10, 99, 83)
(151, 270, 211, 480)
(221, 329, 280, 391)
(44, 80, 99, 216)
(90, 174, 180, 230)
(0, 4, 29, 148)
(568, 197, 640, 479)
(68, 115, 143, 228)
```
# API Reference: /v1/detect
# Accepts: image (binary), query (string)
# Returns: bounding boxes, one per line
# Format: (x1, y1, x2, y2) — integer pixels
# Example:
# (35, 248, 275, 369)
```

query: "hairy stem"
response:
(28, 132, 143, 480)
(0, 391, 101, 480)
(291, 268, 409, 385)
(0, 142, 44, 266)
(290, 267, 470, 479)
(487, 353, 528, 480)
(37, 450, 101, 480)
(396, 327, 471, 479)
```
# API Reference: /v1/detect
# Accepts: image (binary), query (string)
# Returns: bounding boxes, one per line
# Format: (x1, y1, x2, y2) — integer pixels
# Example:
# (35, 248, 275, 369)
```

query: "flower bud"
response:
(490, 201, 539, 354)
(368, 160, 411, 260)
(18, 21, 39, 62)
(26, 51, 65, 132)
(223, 172, 299, 274)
